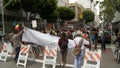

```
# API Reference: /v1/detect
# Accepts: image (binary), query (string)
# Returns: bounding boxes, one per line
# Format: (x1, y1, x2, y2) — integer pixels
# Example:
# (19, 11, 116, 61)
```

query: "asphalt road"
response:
(0, 44, 120, 68)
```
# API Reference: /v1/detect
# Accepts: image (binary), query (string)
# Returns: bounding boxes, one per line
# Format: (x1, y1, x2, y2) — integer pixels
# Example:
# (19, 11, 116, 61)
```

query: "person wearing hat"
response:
(10, 27, 24, 62)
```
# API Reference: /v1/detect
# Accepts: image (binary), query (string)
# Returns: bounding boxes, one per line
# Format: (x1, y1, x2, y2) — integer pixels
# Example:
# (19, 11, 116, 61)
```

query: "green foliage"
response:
(45, 10, 59, 22)
(57, 7, 75, 20)
(111, 0, 120, 12)
(90, 0, 94, 3)
(21, 0, 39, 12)
(4, 0, 57, 21)
(99, 0, 116, 22)
(39, 0, 57, 19)
(82, 10, 95, 23)
(4, 0, 21, 11)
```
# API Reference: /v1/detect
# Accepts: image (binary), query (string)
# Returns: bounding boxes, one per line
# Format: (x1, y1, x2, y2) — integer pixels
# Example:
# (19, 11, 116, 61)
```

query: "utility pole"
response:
(1, 0, 13, 41)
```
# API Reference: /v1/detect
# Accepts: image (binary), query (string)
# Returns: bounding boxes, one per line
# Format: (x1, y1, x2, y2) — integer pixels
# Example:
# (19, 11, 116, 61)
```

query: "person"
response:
(101, 31, 106, 51)
(90, 31, 95, 45)
(10, 28, 24, 62)
(113, 32, 120, 62)
(67, 30, 73, 40)
(58, 32, 68, 68)
(113, 32, 120, 47)
(111, 33, 117, 44)
(94, 29, 98, 51)
(73, 34, 90, 68)
(115, 27, 119, 36)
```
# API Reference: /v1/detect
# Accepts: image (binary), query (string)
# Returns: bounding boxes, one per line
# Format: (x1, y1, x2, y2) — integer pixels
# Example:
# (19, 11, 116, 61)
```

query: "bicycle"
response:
(113, 42, 120, 63)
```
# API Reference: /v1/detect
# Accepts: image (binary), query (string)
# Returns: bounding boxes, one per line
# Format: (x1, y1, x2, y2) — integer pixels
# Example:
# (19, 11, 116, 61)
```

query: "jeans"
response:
(101, 41, 106, 50)
(14, 47, 20, 61)
(74, 49, 85, 68)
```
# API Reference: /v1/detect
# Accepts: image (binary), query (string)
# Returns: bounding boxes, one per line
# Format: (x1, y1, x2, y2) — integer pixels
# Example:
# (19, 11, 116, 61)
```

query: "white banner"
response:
(32, 20, 37, 28)
(22, 28, 75, 50)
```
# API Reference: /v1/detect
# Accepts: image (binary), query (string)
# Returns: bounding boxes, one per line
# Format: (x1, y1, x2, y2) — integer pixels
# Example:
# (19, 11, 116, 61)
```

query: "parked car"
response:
(98, 30, 111, 44)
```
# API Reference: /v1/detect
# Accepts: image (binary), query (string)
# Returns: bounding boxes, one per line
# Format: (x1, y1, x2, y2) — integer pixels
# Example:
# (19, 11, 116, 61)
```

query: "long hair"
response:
(61, 32, 67, 39)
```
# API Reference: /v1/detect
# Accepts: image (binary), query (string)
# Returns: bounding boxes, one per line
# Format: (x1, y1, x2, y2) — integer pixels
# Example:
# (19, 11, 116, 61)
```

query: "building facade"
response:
(76, 0, 100, 27)
(68, 3, 85, 22)
(57, 0, 69, 6)
(76, 0, 91, 9)
(112, 11, 120, 30)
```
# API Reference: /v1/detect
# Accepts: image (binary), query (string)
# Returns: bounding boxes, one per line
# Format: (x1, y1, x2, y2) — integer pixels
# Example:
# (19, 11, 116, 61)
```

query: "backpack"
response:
(60, 39, 68, 49)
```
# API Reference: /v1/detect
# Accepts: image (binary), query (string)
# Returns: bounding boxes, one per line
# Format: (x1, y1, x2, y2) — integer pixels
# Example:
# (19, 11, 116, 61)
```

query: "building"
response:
(57, 0, 69, 6)
(68, 3, 85, 22)
(112, 11, 120, 30)
(76, 0, 91, 9)
(76, 0, 100, 27)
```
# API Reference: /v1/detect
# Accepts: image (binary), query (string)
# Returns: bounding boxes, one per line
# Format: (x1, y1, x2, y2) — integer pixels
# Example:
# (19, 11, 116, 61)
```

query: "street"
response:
(0, 44, 120, 68)
(0, 0, 120, 68)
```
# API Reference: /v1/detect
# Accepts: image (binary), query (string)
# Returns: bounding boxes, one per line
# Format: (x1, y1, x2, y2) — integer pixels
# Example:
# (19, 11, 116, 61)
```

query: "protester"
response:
(50, 29, 57, 36)
(94, 28, 99, 51)
(113, 32, 120, 48)
(101, 31, 106, 51)
(115, 27, 119, 36)
(67, 30, 73, 40)
(58, 32, 68, 68)
(10, 28, 24, 62)
(90, 31, 95, 45)
(111, 33, 117, 44)
(73, 33, 90, 68)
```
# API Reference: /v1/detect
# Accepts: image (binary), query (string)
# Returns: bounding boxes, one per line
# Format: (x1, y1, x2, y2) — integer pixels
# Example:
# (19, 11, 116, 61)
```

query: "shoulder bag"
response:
(72, 38, 83, 56)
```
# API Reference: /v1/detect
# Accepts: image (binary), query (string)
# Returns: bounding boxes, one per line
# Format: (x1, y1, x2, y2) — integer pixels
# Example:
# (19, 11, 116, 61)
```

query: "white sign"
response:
(32, 20, 37, 28)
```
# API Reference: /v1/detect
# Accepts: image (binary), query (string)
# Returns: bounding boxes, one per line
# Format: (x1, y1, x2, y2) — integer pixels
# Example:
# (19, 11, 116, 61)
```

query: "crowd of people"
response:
(53, 25, 99, 68)
(1, 24, 120, 68)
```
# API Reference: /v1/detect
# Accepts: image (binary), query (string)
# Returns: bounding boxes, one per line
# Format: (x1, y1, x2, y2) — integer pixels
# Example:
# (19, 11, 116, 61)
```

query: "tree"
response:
(57, 7, 75, 21)
(82, 10, 95, 23)
(4, 0, 21, 11)
(99, 0, 116, 23)
(38, 0, 57, 20)
(111, 0, 120, 12)
(4, 0, 57, 22)
(45, 10, 59, 23)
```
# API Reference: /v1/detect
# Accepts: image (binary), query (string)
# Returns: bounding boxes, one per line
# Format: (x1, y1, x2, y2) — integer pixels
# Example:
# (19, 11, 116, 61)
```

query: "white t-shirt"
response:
(74, 37, 90, 49)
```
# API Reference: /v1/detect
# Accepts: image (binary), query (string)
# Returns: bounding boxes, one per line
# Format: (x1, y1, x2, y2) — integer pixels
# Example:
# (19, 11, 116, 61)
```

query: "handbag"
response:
(72, 38, 83, 56)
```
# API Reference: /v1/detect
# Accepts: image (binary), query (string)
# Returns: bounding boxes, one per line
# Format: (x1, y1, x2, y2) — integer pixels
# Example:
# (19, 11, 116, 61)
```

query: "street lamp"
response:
(1, 0, 13, 41)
